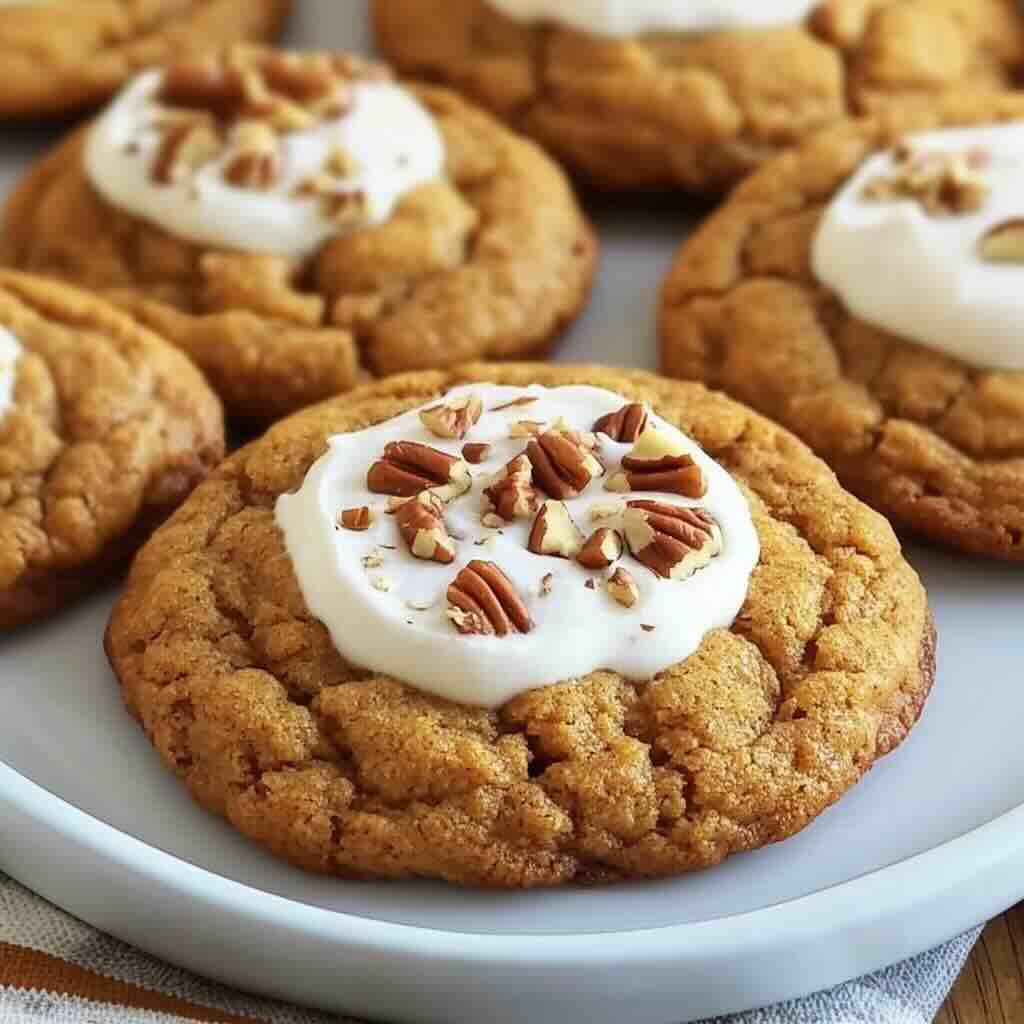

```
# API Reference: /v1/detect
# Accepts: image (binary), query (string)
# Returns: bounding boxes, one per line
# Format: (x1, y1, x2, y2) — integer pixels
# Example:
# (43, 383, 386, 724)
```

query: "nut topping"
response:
(623, 501, 722, 580)
(462, 443, 492, 465)
(367, 441, 471, 499)
(151, 116, 221, 184)
(481, 454, 539, 522)
(419, 395, 483, 440)
(606, 422, 706, 498)
(222, 120, 279, 189)
(395, 492, 456, 564)
(339, 506, 375, 531)
(492, 395, 539, 411)
(607, 568, 640, 608)
(526, 424, 604, 500)
(978, 219, 1024, 264)
(576, 528, 623, 570)
(447, 561, 533, 637)
(528, 501, 584, 559)
(863, 143, 990, 216)
(593, 403, 648, 443)
(509, 419, 545, 438)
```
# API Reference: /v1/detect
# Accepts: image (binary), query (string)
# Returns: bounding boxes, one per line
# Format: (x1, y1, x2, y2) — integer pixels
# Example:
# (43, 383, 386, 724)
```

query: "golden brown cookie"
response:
(0, 46, 598, 423)
(372, 0, 1024, 194)
(0, 0, 291, 119)
(105, 364, 934, 888)
(659, 92, 1024, 561)
(0, 270, 224, 629)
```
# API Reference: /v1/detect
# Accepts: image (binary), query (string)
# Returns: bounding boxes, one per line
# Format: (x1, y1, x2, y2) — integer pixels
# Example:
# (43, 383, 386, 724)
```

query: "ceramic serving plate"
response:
(1, 3, 1023, 1022)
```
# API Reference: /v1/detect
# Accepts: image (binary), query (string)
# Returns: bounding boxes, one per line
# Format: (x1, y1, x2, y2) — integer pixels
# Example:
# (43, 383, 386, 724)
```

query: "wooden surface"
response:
(936, 904, 1024, 1023)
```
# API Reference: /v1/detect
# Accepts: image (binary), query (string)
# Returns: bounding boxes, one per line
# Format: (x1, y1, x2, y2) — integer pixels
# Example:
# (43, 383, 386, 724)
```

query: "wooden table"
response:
(937, 905, 1024, 1023)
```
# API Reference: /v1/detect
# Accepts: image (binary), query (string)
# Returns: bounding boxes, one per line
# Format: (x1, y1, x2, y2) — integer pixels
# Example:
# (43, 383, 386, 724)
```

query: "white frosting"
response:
(813, 124, 1024, 372)
(276, 384, 760, 709)
(0, 327, 21, 424)
(83, 70, 445, 258)
(485, 0, 819, 35)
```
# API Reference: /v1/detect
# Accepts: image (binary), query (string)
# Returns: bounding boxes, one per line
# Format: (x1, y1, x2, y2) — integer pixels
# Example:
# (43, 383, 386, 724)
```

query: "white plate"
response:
(1, 3, 1023, 1022)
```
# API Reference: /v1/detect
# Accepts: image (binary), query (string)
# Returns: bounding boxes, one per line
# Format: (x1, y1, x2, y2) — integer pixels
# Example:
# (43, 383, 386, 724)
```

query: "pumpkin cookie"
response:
(372, 0, 1024, 194)
(0, 46, 597, 421)
(105, 364, 933, 888)
(660, 92, 1024, 561)
(0, 270, 224, 629)
(0, 0, 291, 119)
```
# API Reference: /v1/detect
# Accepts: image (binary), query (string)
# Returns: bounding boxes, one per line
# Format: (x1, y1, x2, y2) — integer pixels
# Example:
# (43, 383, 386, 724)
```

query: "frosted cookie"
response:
(0, 46, 597, 421)
(105, 364, 934, 887)
(0, 0, 290, 119)
(660, 93, 1024, 560)
(0, 271, 224, 629)
(372, 0, 1024, 194)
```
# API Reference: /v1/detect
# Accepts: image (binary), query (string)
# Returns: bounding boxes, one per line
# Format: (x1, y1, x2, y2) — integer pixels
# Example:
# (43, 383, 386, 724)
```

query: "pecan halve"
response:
(526, 425, 604, 500)
(623, 501, 722, 580)
(576, 527, 623, 570)
(606, 422, 705, 498)
(528, 501, 584, 559)
(159, 56, 247, 118)
(482, 454, 539, 522)
(447, 561, 533, 637)
(593, 403, 648, 443)
(367, 441, 471, 499)
(395, 492, 455, 564)
(419, 395, 483, 440)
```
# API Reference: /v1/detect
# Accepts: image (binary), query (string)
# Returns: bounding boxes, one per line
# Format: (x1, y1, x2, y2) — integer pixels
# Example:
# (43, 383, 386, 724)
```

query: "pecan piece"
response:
(481, 454, 539, 522)
(223, 120, 279, 188)
(395, 492, 456, 564)
(151, 116, 221, 184)
(462, 443, 492, 465)
(159, 56, 247, 118)
(978, 219, 1024, 264)
(367, 441, 471, 499)
(526, 424, 604, 499)
(419, 395, 483, 440)
(338, 506, 375, 531)
(576, 527, 623, 570)
(447, 561, 533, 637)
(606, 422, 705, 498)
(607, 567, 640, 608)
(593, 403, 648, 443)
(863, 144, 990, 216)
(528, 501, 584, 559)
(623, 501, 722, 580)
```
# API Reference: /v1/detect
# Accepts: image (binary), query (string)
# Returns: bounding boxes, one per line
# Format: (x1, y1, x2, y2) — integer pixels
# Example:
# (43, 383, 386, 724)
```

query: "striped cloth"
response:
(0, 872, 979, 1024)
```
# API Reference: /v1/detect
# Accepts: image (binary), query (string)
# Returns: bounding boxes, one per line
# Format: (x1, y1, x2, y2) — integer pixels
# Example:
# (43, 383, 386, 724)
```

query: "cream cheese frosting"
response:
(0, 327, 21, 424)
(484, 0, 819, 35)
(813, 124, 1024, 372)
(83, 68, 445, 258)
(276, 384, 760, 709)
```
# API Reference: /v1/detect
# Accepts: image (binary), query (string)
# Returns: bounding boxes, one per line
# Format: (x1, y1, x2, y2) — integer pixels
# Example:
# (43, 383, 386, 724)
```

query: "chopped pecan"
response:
(447, 561, 533, 637)
(509, 419, 545, 438)
(419, 395, 483, 440)
(223, 120, 280, 188)
(395, 492, 456, 564)
(367, 441, 471, 500)
(593, 403, 648, 443)
(526, 423, 604, 499)
(462, 443, 492, 465)
(863, 144, 990, 216)
(528, 501, 584, 559)
(606, 422, 705, 498)
(481, 454, 539, 522)
(607, 567, 640, 608)
(978, 219, 1024, 264)
(338, 506, 375, 531)
(492, 395, 539, 412)
(151, 116, 221, 184)
(623, 501, 722, 580)
(576, 527, 623, 570)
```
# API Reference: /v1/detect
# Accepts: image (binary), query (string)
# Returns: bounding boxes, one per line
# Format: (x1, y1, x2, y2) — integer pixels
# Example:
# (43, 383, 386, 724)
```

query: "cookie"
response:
(0, 270, 224, 629)
(660, 91, 1024, 561)
(105, 364, 933, 888)
(372, 0, 1024, 194)
(0, 46, 597, 422)
(0, 0, 291, 119)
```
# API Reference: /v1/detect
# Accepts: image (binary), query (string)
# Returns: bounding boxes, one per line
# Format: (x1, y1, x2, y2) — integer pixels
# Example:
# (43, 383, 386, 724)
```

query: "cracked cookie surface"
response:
(0, 81, 597, 422)
(105, 364, 933, 888)
(0, 0, 291, 119)
(372, 0, 1024, 194)
(0, 271, 224, 629)
(659, 92, 1024, 561)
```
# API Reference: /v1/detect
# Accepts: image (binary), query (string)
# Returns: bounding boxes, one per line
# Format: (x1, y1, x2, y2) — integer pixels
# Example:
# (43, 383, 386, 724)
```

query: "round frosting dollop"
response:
(276, 384, 760, 709)
(485, 0, 818, 35)
(0, 326, 22, 424)
(84, 67, 445, 258)
(813, 124, 1024, 372)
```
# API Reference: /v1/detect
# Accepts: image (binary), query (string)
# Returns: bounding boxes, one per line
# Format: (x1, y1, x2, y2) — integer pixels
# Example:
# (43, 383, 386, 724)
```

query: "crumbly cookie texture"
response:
(0, 271, 224, 629)
(106, 364, 934, 888)
(372, 0, 1024, 193)
(659, 92, 1024, 561)
(0, 0, 291, 119)
(0, 65, 597, 422)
